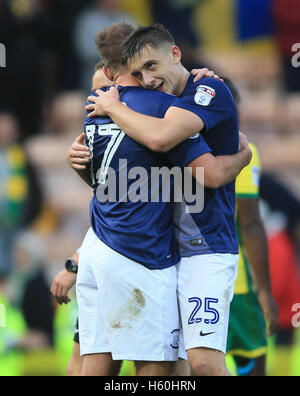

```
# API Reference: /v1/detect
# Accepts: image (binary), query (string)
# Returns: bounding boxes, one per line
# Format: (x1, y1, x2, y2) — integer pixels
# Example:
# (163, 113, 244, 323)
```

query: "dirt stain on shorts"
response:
(132, 288, 146, 308)
(110, 288, 146, 330)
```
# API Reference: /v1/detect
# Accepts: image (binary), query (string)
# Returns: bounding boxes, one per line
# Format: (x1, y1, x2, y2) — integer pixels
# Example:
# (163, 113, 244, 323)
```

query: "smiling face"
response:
(127, 44, 184, 96)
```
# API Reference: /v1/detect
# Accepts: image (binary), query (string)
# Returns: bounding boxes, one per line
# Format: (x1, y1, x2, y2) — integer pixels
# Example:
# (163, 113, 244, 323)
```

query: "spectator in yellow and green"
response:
(0, 112, 42, 280)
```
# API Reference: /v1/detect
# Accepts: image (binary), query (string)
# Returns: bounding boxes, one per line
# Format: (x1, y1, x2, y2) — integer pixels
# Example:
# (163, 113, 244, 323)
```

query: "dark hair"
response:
(222, 77, 241, 105)
(95, 22, 135, 72)
(121, 23, 175, 64)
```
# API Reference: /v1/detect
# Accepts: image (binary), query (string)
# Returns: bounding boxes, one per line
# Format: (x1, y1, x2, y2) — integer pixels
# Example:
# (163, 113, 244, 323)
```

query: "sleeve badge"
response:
(194, 85, 216, 106)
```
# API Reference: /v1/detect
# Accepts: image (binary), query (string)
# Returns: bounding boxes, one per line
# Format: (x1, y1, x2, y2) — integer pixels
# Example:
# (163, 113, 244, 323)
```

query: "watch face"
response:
(66, 259, 77, 273)
(66, 259, 72, 270)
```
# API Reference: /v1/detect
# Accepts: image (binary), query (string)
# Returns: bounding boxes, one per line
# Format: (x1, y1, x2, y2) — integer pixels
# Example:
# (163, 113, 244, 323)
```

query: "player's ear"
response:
(171, 46, 182, 65)
(103, 66, 114, 82)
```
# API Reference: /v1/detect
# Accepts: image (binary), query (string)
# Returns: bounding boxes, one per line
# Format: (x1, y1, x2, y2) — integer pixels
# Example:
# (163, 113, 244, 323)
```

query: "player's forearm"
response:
(215, 149, 252, 187)
(241, 221, 272, 292)
(189, 149, 251, 190)
(105, 102, 174, 152)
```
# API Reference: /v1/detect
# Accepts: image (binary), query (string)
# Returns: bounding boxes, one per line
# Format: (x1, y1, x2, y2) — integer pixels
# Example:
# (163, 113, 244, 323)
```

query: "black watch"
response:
(65, 258, 78, 274)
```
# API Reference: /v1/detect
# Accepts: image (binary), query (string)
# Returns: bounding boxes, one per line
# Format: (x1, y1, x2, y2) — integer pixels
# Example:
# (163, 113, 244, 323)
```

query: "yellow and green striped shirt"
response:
(235, 143, 261, 295)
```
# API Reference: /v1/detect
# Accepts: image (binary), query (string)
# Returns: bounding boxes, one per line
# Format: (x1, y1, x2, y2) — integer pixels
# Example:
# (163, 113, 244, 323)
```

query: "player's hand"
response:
(258, 289, 279, 337)
(67, 133, 91, 171)
(86, 87, 121, 118)
(239, 132, 252, 166)
(51, 270, 77, 305)
(239, 132, 249, 152)
(191, 68, 223, 83)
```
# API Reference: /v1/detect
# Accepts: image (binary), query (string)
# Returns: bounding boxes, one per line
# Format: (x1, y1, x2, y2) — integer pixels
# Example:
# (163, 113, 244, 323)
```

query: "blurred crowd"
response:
(0, 0, 299, 376)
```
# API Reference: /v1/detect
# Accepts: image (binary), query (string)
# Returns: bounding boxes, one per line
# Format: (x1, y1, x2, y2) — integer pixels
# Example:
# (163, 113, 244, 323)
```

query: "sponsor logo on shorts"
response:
(170, 329, 179, 349)
(199, 331, 215, 337)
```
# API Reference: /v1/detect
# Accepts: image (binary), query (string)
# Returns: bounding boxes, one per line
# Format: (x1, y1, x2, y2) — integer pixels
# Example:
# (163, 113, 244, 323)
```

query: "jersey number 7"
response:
(86, 124, 125, 185)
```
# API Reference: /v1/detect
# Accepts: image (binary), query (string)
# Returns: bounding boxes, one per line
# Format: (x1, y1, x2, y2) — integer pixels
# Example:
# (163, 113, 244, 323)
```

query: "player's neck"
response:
(174, 65, 191, 97)
(114, 71, 140, 87)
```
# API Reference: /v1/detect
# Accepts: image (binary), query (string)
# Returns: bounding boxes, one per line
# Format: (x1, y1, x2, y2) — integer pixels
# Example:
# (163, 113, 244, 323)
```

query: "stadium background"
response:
(0, 0, 299, 376)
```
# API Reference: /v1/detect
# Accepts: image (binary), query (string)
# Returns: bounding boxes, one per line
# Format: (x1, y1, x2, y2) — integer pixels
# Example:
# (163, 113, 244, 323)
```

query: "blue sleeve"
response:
(157, 95, 178, 118)
(171, 78, 235, 132)
(166, 133, 212, 168)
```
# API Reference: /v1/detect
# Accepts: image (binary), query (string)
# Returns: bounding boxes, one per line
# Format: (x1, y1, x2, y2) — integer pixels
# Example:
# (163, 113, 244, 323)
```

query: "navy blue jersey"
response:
(85, 86, 211, 269)
(171, 76, 239, 256)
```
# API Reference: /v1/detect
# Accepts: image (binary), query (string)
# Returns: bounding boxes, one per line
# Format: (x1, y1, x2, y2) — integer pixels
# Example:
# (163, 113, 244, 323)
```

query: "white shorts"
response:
(76, 228, 180, 362)
(177, 253, 238, 356)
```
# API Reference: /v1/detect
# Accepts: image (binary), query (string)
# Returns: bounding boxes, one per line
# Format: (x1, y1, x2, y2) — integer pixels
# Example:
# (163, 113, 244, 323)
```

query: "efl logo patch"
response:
(170, 329, 179, 349)
(194, 85, 216, 106)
